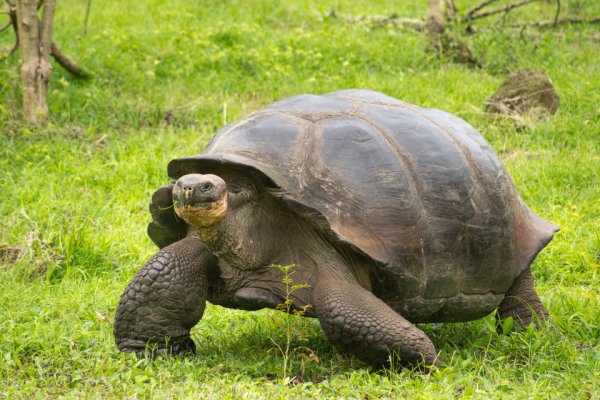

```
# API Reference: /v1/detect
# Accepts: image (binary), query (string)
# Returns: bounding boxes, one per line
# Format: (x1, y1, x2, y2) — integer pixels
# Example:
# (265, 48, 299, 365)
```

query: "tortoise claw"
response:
(117, 336, 197, 358)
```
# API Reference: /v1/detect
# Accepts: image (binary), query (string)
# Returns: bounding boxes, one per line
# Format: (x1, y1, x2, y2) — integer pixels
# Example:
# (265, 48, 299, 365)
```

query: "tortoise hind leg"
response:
(497, 267, 551, 331)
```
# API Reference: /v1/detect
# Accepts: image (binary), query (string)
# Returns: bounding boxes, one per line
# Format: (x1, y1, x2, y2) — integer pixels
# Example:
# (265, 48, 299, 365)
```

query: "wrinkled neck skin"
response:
(190, 185, 369, 315)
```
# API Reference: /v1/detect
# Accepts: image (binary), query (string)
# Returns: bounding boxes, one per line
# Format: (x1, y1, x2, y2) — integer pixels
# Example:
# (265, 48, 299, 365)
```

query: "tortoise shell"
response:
(167, 89, 558, 322)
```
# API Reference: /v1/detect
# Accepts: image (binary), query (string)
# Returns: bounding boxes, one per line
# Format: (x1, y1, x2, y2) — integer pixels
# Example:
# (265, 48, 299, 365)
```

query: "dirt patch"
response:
(0, 243, 25, 268)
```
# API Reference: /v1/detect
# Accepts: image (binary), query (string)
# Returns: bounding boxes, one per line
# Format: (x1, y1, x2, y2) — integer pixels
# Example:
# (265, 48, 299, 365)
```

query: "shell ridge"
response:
(332, 96, 409, 109)
(290, 119, 321, 193)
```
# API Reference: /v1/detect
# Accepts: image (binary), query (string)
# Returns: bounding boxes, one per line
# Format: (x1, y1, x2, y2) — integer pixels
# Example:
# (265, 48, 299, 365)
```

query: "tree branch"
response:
(36, 3, 88, 77)
(1, 0, 14, 31)
(553, 0, 560, 26)
(1, 0, 89, 75)
(466, 0, 500, 20)
(466, 0, 540, 21)
(0, 41, 17, 60)
(51, 42, 89, 77)
(0, 0, 17, 61)
(0, 20, 10, 32)
(83, 0, 92, 35)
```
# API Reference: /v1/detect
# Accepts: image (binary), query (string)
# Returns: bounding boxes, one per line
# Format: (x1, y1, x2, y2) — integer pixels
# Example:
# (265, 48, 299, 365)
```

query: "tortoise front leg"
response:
(114, 236, 218, 355)
(313, 268, 437, 368)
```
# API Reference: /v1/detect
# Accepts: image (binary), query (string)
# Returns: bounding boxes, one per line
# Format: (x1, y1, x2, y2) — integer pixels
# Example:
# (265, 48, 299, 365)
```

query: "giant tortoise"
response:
(114, 89, 558, 367)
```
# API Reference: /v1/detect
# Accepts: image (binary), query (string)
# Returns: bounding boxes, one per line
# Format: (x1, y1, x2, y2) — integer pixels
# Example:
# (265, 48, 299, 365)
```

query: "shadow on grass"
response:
(187, 308, 364, 381)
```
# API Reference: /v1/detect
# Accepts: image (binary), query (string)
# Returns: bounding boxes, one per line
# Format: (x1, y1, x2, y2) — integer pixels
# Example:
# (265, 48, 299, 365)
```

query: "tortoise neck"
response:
(194, 220, 226, 253)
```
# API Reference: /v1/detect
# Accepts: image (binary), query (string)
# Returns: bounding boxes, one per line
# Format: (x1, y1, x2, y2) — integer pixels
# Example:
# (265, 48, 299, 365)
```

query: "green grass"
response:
(1, 0, 599, 398)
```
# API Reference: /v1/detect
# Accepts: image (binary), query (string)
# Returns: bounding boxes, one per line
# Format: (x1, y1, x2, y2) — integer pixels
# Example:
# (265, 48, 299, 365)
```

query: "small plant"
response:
(269, 263, 312, 384)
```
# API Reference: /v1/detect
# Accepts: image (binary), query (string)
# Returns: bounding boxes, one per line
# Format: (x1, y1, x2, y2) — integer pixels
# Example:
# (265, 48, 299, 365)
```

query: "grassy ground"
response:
(1, 0, 598, 398)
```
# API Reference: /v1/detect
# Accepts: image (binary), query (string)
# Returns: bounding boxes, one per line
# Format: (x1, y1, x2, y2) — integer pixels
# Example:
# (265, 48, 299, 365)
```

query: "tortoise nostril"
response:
(183, 185, 194, 192)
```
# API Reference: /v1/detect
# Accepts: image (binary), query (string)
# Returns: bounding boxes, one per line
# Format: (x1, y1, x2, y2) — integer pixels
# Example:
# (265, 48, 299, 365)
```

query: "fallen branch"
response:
(330, 11, 425, 31)
(371, 14, 425, 31)
(331, 5, 598, 34)
(509, 16, 600, 28)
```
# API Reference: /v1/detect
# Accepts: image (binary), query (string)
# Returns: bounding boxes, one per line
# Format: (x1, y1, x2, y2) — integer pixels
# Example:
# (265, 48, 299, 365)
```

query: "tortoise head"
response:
(172, 174, 228, 228)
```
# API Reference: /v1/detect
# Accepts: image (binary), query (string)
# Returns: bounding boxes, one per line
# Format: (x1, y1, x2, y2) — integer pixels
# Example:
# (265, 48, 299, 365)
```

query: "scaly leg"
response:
(313, 267, 437, 368)
(114, 236, 218, 355)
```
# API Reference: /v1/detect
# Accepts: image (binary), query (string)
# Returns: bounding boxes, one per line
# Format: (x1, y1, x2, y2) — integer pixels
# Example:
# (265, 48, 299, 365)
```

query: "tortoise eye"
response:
(227, 184, 242, 194)
(200, 182, 213, 193)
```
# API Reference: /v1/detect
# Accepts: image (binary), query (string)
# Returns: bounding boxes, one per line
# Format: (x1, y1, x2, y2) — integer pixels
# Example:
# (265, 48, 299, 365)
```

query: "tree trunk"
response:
(15, 0, 56, 124)
(426, 0, 447, 49)
(426, 0, 478, 66)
